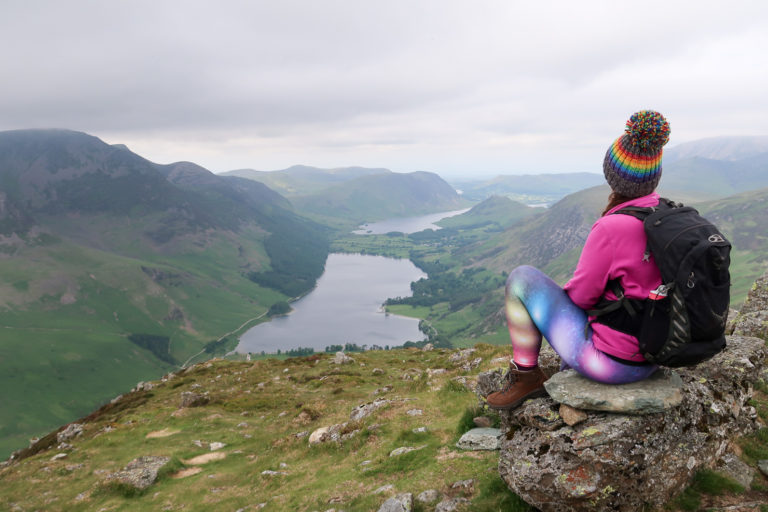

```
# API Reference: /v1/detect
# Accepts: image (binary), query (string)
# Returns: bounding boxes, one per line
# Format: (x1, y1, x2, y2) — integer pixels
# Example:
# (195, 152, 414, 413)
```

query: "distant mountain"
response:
(0, 129, 329, 459)
(290, 170, 469, 223)
(463, 184, 767, 307)
(664, 136, 768, 163)
(450, 172, 605, 205)
(221, 165, 391, 197)
(461, 185, 609, 282)
(436, 195, 537, 231)
(658, 153, 768, 202)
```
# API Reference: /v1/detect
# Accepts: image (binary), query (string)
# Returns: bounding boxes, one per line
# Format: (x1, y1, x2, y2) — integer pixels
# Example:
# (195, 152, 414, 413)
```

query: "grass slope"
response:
(0, 222, 290, 459)
(2, 346, 765, 511)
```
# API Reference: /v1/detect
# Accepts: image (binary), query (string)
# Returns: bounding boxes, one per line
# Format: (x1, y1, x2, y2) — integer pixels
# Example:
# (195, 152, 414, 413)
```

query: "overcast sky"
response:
(2, 1, 767, 178)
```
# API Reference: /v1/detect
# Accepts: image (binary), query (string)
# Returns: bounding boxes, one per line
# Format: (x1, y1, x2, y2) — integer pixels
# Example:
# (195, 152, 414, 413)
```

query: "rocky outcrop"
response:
(495, 335, 766, 512)
(733, 269, 768, 341)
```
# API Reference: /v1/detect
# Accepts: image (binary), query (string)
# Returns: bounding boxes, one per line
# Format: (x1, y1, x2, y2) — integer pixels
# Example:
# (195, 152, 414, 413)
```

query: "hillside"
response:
(0, 346, 525, 511)
(221, 165, 391, 197)
(664, 136, 768, 163)
(1, 344, 765, 511)
(0, 129, 330, 459)
(463, 185, 768, 306)
(449, 172, 605, 205)
(290, 171, 470, 224)
(436, 195, 538, 231)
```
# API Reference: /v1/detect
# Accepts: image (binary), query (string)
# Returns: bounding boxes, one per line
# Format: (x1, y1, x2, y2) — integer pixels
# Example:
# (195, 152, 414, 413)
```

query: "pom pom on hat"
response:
(624, 110, 671, 151)
(603, 110, 670, 198)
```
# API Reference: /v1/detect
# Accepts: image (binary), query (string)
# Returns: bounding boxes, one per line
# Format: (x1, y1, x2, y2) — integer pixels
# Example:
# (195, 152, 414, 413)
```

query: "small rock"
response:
(435, 497, 469, 512)
(472, 416, 493, 428)
(180, 391, 209, 408)
(426, 368, 447, 377)
(475, 370, 504, 398)
(57, 423, 83, 443)
(134, 381, 154, 391)
(294, 431, 309, 439)
(412, 427, 427, 433)
(758, 460, 768, 477)
(373, 386, 393, 396)
(350, 398, 391, 422)
(107, 456, 170, 491)
(717, 452, 754, 489)
(50, 453, 68, 461)
(490, 356, 511, 366)
(449, 348, 476, 364)
(309, 427, 332, 445)
(461, 357, 483, 371)
(416, 489, 440, 503)
(333, 351, 354, 365)
(422, 343, 434, 351)
(377, 492, 413, 512)
(209, 442, 226, 451)
(372, 368, 386, 375)
(559, 403, 588, 426)
(451, 479, 475, 493)
(375, 484, 395, 494)
(456, 428, 501, 450)
(261, 470, 287, 476)
(237, 422, 248, 428)
(544, 369, 684, 413)
(389, 446, 424, 457)
(406, 409, 423, 416)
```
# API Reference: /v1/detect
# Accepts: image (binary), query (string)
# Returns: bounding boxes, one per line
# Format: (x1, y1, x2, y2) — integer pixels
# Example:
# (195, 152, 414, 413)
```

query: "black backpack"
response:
(589, 198, 731, 367)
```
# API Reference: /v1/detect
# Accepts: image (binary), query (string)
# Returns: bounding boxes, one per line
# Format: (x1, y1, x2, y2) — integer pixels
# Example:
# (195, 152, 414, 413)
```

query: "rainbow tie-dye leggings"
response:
(505, 265, 657, 384)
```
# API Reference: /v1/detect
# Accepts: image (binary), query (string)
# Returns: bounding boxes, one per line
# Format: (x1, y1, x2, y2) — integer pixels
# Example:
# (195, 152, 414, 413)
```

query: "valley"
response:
(0, 129, 766, 466)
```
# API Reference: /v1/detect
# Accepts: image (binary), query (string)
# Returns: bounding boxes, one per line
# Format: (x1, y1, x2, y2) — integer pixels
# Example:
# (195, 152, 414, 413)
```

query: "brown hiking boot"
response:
(486, 364, 548, 410)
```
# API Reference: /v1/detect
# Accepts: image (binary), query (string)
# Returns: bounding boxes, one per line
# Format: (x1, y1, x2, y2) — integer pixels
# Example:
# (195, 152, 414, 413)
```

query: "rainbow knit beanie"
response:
(603, 110, 670, 198)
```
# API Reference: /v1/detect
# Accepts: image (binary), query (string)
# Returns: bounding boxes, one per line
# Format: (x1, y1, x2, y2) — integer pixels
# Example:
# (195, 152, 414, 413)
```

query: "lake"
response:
(353, 208, 470, 234)
(236, 253, 427, 354)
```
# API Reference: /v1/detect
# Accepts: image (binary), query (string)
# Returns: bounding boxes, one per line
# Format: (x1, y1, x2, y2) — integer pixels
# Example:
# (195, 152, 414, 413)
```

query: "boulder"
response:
(496, 335, 766, 512)
(456, 428, 502, 451)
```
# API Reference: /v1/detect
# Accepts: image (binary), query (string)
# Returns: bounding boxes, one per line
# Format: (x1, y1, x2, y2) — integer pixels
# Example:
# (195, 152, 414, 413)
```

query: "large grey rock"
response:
(456, 428, 501, 450)
(544, 369, 684, 414)
(497, 335, 766, 512)
(377, 492, 413, 512)
(759, 460, 768, 477)
(107, 456, 170, 491)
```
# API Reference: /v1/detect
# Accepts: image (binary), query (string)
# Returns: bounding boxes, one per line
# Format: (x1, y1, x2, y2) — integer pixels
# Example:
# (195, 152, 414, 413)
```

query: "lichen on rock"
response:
(496, 335, 767, 512)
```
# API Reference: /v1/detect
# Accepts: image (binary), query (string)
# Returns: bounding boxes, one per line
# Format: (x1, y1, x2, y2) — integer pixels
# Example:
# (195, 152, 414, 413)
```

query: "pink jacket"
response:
(563, 193, 662, 362)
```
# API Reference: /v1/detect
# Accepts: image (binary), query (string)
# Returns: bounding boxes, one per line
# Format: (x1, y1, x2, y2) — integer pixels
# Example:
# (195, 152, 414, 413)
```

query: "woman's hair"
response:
(602, 191, 633, 216)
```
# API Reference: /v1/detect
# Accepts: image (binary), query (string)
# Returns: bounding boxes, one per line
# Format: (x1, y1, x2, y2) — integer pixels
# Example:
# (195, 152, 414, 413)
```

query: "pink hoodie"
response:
(563, 192, 662, 362)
